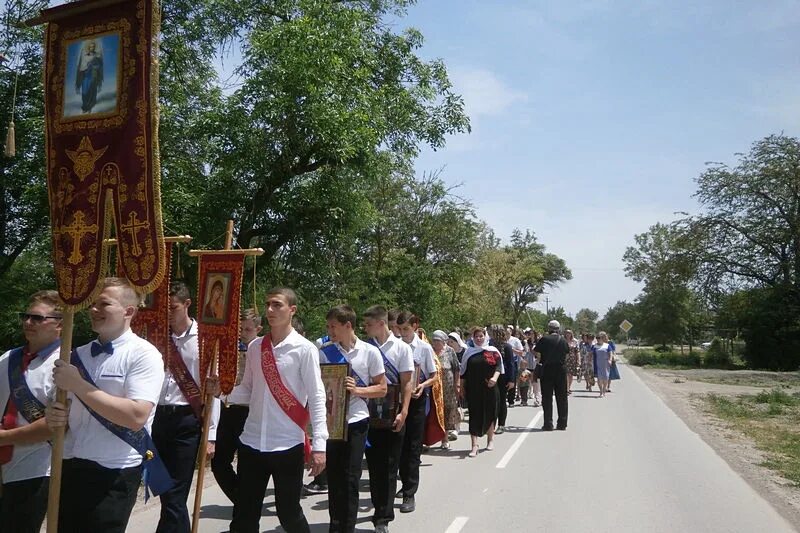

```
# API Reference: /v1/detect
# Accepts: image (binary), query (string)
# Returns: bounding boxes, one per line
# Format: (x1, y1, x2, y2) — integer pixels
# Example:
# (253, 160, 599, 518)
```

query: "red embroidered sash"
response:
(260, 334, 311, 461)
(167, 337, 203, 420)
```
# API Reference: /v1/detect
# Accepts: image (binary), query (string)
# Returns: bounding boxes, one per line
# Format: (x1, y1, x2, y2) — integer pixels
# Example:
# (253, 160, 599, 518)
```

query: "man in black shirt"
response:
(533, 320, 569, 431)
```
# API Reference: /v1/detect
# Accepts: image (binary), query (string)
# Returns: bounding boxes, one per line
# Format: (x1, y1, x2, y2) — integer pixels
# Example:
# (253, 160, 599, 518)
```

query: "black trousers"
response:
(496, 376, 509, 426)
(326, 419, 369, 533)
(0, 476, 49, 533)
(211, 404, 249, 504)
(153, 405, 201, 533)
(507, 385, 517, 406)
(398, 396, 426, 498)
(231, 443, 308, 533)
(365, 425, 405, 526)
(58, 458, 142, 533)
(540, 365, 568, 429)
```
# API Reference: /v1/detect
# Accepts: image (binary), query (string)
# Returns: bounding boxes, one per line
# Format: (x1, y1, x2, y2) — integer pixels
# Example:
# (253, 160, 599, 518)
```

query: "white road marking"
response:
(495, 411, 543, 469)
(445, 516, 469, 533)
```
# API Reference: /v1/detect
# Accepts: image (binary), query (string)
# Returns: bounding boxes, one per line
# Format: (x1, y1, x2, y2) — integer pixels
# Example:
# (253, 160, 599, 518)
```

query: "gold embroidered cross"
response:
(121, 211, 150, 257)
(58, 211, 98, 265)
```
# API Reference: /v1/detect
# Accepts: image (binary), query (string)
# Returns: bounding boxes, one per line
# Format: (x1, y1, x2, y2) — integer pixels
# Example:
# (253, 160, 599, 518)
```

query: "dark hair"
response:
(326, 305, 357, 328)
(470, 325, 485, 336)
(363, 305, 388, 323)
(266, 287, 298, 307)
(387, 308, 399, 322)
(395, 311, 419, 327)
(292, 315, 305, 336)
(169, 280, 192, 302)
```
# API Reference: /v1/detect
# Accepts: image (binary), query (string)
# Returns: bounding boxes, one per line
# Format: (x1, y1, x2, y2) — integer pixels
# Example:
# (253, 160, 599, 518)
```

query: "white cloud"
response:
(449, 67, 528, 119)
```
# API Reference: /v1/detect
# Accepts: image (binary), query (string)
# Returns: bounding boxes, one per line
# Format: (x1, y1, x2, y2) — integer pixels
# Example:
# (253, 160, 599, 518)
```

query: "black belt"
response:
(225, 403, 249, 409)
(156, 404, 194, 415)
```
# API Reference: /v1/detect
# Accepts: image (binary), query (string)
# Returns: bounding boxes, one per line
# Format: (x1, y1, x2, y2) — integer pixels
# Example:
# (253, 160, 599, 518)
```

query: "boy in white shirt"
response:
(46, 277, 166, 532)
(0, 290, 62, 531)
(231, 287, 327, 533)
(395, 311, 437, 514)
(319, 305, 386, 533)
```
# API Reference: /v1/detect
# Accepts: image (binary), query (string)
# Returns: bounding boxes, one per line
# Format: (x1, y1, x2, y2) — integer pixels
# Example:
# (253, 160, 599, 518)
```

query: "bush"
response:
(704, 338, 732, 368)
(627, 348, 702, 367)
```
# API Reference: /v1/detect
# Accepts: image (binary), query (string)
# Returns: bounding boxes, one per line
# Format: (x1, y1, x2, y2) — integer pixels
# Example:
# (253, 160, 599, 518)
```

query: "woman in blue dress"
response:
(592, 332, 613, 398)
(75, 39, 103, 113)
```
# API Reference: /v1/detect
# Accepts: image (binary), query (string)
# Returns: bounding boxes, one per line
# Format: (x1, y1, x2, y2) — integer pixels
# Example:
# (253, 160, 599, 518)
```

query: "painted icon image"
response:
(63, 33, 120, 118)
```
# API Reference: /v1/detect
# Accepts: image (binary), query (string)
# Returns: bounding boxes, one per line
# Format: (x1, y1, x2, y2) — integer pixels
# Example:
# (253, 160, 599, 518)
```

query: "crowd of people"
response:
(0, 279, 620, 533)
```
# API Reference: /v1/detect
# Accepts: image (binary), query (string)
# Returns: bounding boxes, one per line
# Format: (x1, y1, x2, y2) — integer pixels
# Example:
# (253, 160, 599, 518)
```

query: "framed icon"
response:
(320, 363, 350, 440)
(62, 32, 121, 119)
(200, 272, 232, 325)
(369, 384, 400, 429)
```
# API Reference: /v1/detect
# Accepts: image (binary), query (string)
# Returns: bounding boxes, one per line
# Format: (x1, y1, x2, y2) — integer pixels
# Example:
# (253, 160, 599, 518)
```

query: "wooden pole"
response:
(191, 220, 233, 533)
(46, 309, 75, 533)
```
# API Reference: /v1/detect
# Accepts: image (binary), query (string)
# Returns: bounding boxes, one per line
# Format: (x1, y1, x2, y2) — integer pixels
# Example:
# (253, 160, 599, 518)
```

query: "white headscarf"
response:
(459, 341, 504, 376)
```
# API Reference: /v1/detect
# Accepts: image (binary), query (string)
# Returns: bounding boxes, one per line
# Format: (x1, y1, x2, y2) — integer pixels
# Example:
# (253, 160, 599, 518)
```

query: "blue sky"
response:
(395, 0, 800, 318)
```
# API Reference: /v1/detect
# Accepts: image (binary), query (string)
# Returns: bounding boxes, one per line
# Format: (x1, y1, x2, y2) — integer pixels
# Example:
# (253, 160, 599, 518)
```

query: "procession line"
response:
(495, 411, 542, 469)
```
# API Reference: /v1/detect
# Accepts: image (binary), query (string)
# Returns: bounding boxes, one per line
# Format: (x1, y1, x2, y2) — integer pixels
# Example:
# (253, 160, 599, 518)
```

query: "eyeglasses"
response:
(18, 312, 62, 324)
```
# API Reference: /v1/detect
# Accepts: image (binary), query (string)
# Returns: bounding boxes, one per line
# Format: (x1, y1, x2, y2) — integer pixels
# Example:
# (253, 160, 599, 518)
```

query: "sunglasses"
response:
(18, 312, 62, 324)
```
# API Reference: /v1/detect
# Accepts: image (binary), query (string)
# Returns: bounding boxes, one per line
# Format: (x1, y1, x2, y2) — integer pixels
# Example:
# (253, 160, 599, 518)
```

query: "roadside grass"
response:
(705, 389, 800, 486)
(692, 372, 800, 388)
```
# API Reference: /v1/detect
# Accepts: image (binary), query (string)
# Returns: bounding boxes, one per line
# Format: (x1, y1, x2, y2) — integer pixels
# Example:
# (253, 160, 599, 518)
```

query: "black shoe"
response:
(395, 489, 404, 499)
(556, 425, 567, 431)
(374, 525, 390, 533)
(400, 496, 416, 513)
(303, 481, 327, 495)
(542, 425, 554, 431)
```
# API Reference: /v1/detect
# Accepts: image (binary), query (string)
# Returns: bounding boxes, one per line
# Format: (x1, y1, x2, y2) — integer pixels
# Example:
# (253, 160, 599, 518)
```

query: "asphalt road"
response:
(127, 363, 796, 532)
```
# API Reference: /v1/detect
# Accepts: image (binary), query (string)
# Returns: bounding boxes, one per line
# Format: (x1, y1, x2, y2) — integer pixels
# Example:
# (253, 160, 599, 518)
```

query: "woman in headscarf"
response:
(488, 325, 515, 434)
(459, 326, 504, 457)
(430, 330, 461, 447)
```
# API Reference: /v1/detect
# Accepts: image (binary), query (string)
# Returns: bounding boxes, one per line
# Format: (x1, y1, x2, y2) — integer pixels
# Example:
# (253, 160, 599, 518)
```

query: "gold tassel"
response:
(4, 121, 14, 158)
(175, 243, 184, 279)
(252, 256, 258, 315)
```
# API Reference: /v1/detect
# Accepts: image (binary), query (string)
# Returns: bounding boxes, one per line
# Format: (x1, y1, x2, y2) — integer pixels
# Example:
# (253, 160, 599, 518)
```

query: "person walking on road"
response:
(593, 332, 613, 398)
(580, 334, 596, 392)
(533, 320, 569, 431)
(488, 325, 514, 434)
(459, 327, 502, 457)
(564, 329, 580, 394)
(431, 330, 461, 446)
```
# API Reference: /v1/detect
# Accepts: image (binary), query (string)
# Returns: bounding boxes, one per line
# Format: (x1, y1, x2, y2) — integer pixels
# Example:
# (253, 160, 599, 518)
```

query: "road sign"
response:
(620, 319, 633, 333)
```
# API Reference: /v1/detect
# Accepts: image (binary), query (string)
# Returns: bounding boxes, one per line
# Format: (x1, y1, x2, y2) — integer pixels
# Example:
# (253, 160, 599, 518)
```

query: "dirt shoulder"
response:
(630, 364, 800, 530)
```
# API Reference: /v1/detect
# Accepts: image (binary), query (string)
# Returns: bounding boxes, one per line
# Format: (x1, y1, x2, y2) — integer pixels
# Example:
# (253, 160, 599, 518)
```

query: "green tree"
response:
(597, 300, 637, 339)
(573, 308, 598, 335)
(507, 229, 571, 326)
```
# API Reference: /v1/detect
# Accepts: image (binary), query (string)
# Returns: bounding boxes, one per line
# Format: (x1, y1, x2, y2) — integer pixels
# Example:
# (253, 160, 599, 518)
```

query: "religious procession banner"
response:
(118, 241, 172, 357)
(43, 0, 164, 307)
(196, 254, 245, 394)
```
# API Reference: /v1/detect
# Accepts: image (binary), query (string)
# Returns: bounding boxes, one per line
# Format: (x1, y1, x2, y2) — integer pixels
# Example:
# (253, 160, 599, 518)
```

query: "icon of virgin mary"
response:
(75, 39, 104, 113)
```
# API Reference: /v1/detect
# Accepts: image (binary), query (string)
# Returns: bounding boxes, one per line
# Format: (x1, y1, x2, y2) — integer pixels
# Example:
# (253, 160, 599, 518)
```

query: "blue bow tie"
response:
(91, 341, 114, 358)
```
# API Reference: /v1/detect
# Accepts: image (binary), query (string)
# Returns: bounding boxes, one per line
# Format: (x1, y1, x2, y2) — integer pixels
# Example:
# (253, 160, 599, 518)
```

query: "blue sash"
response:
(367, 339, 400, 385)
(7, 345, 50, 424)
(320, 343, 368, 388)
(70, 351, 173, 500)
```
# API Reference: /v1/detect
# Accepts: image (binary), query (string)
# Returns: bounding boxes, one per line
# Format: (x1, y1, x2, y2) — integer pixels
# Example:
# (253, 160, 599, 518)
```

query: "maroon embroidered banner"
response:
(43, 0, 164, 307)
(119, 242, 171, 359)
(197, 254, 244, 394)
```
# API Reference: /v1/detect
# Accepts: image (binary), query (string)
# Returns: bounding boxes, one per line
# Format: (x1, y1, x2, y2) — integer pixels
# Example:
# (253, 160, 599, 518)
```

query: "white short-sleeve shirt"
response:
(63, 329, 164, 469)
(408, 334, 436, 384)
(0, 341, 59, 482)
(377, 334, 415, 380)
(319, 339, 385, 424)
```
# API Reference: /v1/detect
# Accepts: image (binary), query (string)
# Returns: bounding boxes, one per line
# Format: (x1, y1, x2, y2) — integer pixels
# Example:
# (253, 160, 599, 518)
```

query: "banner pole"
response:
(191, 220, 234, 533)
(46, 309, 74, 533)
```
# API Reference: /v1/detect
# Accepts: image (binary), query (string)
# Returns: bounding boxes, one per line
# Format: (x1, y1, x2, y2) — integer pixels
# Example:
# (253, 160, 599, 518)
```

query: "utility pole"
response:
(544, 295, 551, 316)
